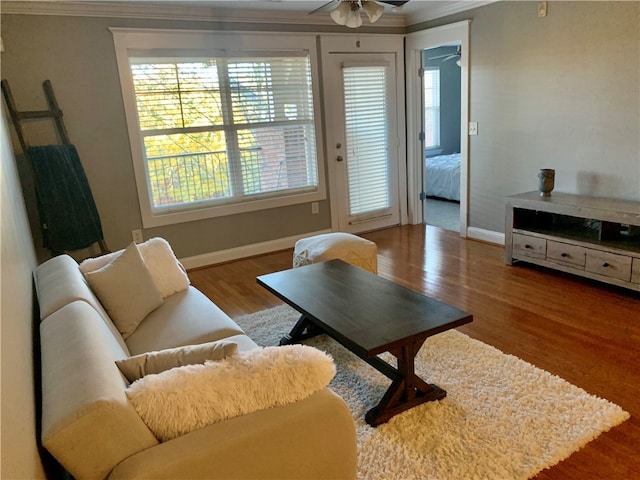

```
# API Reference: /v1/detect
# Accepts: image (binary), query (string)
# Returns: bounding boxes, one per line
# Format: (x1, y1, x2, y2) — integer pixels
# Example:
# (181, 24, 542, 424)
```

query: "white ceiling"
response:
(147, 1, 397, 9)
(1, 0, 494, 26)
(147, 1, 440, 15)
(101, 0, 493, 25)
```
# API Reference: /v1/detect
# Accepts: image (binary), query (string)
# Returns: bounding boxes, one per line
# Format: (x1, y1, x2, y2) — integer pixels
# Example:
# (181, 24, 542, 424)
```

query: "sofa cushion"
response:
(125, 287, 246, 355)
(35, 253, 104, 319)
(86, 242, 164, 339)
(80, 237, 190, 298)
(34, 254, 132, 354)
(109, 388, 358, 480)
(40, 301, 158, 480)
(116, 340, 239, 383)
(125, 345, 336, 442)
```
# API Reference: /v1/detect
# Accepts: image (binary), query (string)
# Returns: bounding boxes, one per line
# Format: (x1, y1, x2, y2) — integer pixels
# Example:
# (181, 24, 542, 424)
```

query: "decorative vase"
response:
(537, 169, 555, 197)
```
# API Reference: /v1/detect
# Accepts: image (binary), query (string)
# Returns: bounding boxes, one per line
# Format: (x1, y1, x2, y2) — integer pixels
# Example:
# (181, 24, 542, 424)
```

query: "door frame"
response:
(406, 21, 471, 236)
(320, 34, 407, 232)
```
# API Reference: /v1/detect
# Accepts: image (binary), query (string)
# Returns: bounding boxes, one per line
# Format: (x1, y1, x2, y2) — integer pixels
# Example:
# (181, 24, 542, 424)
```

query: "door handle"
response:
(337, 155, 344, 162)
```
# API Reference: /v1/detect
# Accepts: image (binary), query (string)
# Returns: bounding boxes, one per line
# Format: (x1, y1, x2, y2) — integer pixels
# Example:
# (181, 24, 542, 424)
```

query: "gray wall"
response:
(0, 15, 334, 262)
(413, 1, 640, 233)
(2, 2, 638, 249)
(0, 114, 45, 478)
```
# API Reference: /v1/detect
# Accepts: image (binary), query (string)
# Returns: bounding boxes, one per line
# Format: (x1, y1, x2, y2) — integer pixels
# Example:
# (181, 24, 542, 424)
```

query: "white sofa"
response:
(34, 242, 357, 480)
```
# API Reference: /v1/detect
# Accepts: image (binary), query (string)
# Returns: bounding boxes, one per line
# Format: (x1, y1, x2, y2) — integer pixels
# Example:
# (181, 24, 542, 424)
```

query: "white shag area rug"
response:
(234, 305, 630, 480)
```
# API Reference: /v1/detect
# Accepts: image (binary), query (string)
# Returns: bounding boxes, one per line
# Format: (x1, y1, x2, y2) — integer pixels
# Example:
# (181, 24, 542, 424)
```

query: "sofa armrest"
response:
(108, 388, 357, 480)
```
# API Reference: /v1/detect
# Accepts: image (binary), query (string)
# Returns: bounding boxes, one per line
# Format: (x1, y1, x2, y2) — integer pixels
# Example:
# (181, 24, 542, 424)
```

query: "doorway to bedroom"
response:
(406, 21, 469, 235)
(422, 44, 461, 233)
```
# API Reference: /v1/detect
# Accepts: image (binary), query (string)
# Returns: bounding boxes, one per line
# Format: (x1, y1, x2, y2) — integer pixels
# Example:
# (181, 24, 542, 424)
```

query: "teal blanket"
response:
(28, 144, 104, 253)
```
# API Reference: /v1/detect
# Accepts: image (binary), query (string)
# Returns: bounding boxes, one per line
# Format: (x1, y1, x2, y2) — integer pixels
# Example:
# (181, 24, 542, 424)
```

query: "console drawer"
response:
(546, 241, 586, 268)
(632, 258, 640, 284)
(513, 233, 546, 260)
(585, 250, 632, 281)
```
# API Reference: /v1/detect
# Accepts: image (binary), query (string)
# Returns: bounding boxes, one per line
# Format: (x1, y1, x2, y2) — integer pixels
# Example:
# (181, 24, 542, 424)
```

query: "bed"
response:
(425, 152, 461, 202)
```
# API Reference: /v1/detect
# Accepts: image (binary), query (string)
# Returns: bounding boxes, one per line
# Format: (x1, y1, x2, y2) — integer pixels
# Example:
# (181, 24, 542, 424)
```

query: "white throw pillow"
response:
(80, 237, 190, 298)
(138, 237, 190, 298)
(116, 340, 239, 383)
(86, 242, 163, 339)
(126, 345, 336, 442)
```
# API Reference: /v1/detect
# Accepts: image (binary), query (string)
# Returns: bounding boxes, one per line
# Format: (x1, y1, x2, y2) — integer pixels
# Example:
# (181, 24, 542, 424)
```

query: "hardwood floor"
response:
(188, 224, 640, 479)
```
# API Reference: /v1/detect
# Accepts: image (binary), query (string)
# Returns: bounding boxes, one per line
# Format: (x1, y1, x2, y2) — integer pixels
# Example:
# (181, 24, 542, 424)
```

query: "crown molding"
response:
(405, 0, 496, 26)
(0, 1, 407, 28)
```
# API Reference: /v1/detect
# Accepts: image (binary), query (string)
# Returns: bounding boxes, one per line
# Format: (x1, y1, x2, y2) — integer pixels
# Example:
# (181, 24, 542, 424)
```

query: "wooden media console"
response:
(505, 191, 640, 292)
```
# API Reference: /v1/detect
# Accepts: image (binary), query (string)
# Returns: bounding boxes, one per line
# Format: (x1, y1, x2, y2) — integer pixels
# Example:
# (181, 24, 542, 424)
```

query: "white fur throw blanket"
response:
(126, 345, 336, 441)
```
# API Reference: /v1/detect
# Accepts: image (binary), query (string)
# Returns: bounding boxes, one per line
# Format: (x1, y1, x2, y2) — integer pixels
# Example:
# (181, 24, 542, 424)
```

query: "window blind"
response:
(423, 67, 440, 149)
(342, 65, 390, 217)
(129, 54, 318, 211)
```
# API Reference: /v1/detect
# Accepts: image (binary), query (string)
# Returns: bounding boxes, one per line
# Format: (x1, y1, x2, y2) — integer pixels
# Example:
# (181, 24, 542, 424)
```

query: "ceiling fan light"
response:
(362, 1, 384, 23)
(344, 2, 363, 28)
(330, 1, 351, 26)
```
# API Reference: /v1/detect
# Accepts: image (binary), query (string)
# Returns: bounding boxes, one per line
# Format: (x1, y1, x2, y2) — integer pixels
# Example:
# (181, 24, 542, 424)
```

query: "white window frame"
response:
(111, 28, 326, 228)
(423, 67, 441, 149)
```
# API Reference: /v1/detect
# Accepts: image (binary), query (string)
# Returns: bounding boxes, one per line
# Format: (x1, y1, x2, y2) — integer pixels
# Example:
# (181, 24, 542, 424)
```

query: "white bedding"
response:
(425, 153, 461, 202)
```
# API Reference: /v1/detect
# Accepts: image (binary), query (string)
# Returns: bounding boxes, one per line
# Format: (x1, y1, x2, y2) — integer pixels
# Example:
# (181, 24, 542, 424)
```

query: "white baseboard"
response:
(180, 226, 503, 270)
(467, 227, 505, 246)
(180, 229, 332, 270)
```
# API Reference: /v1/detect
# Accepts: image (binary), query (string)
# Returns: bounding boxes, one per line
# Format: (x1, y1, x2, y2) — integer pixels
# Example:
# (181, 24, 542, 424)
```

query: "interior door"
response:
(324, 53, 400, 233)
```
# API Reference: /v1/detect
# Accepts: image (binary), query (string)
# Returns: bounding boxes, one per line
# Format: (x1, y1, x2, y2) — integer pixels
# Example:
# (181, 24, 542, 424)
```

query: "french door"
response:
(324, 53, 401, 233)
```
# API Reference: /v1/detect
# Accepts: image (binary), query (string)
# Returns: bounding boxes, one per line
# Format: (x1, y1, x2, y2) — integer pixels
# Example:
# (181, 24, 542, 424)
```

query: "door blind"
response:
(342, 65, 390, 217)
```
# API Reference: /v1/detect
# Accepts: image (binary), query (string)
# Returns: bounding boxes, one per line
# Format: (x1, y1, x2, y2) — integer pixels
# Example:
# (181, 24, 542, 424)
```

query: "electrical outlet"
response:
(469, 122, 478, 136)
(132, 229, 144, 243)
(311, 202, 319, 215)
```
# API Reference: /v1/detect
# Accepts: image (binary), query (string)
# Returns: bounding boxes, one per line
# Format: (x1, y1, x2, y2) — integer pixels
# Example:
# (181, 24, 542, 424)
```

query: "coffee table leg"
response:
(279, 315, 324, 345)
(365, 340, 446, 427)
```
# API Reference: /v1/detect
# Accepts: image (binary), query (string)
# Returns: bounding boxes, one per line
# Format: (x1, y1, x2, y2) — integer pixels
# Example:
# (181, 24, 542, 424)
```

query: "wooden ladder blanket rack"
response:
(1, 79, 109, 255)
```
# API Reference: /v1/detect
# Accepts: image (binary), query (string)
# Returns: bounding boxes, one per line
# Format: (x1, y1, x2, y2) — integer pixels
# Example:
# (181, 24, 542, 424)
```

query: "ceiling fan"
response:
(309, 1, 411, 28)
(429, 46, 462, 63)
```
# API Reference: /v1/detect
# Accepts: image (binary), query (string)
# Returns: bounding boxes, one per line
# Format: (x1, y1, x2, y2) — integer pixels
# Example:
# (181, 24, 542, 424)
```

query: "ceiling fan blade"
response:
(429, 46, 462, 61)
(308, 0, 339, 15)
(378, 1, 410, 6)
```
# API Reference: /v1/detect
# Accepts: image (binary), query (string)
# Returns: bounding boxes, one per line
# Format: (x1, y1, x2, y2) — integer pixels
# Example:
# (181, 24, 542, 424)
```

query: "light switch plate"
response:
(538, 2, 548, 17)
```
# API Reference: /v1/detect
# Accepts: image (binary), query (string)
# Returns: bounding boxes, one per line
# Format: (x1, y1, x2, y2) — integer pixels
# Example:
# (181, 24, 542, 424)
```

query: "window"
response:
(112, 30, 325, 228)
(423, 67, 440, 149)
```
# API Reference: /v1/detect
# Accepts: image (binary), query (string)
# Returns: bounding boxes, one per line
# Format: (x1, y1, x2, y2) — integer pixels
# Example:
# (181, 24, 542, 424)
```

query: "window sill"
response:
(140, 189, 326, 228)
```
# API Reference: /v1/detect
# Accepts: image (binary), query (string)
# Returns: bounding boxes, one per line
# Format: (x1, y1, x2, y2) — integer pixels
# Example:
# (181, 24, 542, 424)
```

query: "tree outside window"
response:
(130, 54, 318, 212)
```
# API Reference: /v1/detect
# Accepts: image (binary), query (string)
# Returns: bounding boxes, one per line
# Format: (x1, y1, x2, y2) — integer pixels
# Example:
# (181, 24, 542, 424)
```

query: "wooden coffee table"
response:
(257, 259, 473, 426)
